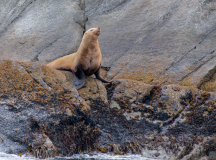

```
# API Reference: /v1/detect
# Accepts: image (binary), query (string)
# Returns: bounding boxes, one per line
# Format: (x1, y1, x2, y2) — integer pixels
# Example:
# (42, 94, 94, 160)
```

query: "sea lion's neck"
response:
(77, 39, 99, 53)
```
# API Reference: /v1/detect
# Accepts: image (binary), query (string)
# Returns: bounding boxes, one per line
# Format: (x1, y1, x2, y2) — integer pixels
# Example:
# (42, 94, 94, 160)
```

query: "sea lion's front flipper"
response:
(94, 67, 112, 83)
(71, 66, 86, 90)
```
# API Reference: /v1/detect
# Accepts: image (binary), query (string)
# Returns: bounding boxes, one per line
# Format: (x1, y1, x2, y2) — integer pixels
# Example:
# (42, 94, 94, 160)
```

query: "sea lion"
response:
(46, 27, 111, 90)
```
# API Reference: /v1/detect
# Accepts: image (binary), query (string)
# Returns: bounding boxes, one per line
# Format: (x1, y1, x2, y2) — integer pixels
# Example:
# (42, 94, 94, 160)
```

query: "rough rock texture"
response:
(0, 59, 216, 159)
(88, 79, 216, 159)
(61, 71, 108, 105)
(0, 60, 97, 158)
(85, 0, 216, 88)
(1, 0, 216, 89)
(1, 1, 216, 159)
(0, 0, 83, 63)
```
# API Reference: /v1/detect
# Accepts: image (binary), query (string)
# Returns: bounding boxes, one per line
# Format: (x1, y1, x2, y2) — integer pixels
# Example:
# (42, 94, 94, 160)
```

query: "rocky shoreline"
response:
(0, 59, 215, 159)
(0, 0, 216, 159)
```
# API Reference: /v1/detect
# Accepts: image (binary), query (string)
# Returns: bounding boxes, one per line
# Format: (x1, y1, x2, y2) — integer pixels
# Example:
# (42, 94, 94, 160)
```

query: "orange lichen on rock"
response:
(98, 147, 108, 153)
(198, 73, 216, 92)
(179, 80, 195, 87)
(108, 54, 172, 85)
(0, 60, 100, 156)
(113, 67, 157, 84)
(0, 59, 90, 112)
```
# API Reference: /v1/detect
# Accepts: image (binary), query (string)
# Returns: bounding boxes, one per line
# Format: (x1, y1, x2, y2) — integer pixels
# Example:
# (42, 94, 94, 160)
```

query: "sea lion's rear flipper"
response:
(94, 67, 112, 83)
(71, 66, 86, 90)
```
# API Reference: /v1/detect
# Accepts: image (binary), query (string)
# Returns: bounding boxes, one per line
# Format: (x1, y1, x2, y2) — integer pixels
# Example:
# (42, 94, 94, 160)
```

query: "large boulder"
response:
(85, 0, 216, 88)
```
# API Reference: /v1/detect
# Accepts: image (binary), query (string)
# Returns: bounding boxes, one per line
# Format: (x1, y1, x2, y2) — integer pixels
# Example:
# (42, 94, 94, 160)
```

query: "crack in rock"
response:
(160, 26, 216, 77)
(0, 0, 36, 37)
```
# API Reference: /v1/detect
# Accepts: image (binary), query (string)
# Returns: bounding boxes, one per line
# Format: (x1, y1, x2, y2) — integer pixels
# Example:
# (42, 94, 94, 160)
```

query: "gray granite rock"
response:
(1, 0, 216, 89)
(0, 0, 84, 63)
(85, 0, 216, 87)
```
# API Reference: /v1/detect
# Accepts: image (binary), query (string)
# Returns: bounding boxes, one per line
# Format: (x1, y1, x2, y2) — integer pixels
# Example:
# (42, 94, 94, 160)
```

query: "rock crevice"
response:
(0, 0, 36, 37)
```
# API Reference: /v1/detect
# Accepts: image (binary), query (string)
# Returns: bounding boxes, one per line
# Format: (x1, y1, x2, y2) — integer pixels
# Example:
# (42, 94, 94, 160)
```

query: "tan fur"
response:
(47, 28, 102, 75)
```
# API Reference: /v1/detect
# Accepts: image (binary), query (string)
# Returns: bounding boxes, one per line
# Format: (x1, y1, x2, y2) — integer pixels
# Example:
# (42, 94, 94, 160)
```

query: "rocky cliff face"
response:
(85, 0, 216, 90)
(0, 0, 83, 62)
(0, 0, 216, 159)
(1, 0, 216, 89)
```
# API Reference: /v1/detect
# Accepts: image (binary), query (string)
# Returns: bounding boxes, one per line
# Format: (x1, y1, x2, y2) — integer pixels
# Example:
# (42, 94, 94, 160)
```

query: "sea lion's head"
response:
(84, 27, 101, 41)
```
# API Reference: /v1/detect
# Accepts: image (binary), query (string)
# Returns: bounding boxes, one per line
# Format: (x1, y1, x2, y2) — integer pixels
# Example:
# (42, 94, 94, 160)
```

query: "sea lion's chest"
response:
(79, 48, 101, 75)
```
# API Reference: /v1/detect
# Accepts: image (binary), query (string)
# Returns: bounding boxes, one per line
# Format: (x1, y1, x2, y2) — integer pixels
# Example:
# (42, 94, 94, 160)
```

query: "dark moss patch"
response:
(142, 94, 152, 105)
(168, 104, 216, 136)
(181, 91, 193, 102)
(204, 139, 216, 156)
(187, 106, 216, 135)
(196, 92, 211, 105)
(111, 96, 170, 122)
(142, 86, 162, 104)
(105, 81, 120, 101)
(85, 97, 161, 154)
(44, 113, 98, 156)
(179, 91, 193, 106)
(156, 112, 169, 121)
(180, 100, 188, 106)
(30, 119, 40, 131)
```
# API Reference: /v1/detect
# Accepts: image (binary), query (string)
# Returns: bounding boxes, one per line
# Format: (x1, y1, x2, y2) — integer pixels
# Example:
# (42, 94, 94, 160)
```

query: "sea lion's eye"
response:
(91, 29, 93, 31)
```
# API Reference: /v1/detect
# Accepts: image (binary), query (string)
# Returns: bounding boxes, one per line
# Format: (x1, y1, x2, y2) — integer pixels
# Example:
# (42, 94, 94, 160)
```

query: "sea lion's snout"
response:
(94, 28, 100, 36)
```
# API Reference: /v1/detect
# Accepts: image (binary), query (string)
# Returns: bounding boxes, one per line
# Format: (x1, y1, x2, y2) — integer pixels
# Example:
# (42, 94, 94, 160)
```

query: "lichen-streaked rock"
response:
(0, 59, 98, 157)
(61, 70, 108, 105)
(0, 60, 216, 159)
(1, 1, 216, 159)
(85, 0, 216, 88)
(1, 1, 216, 89)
